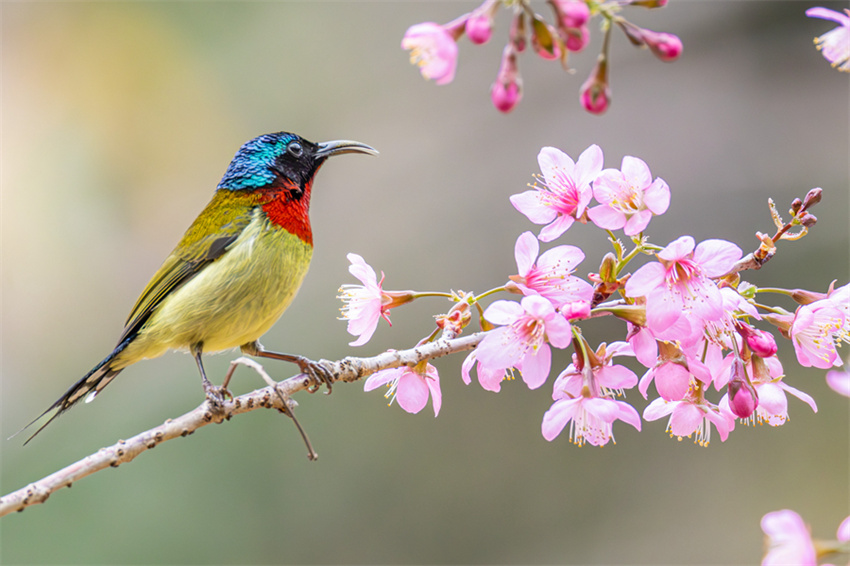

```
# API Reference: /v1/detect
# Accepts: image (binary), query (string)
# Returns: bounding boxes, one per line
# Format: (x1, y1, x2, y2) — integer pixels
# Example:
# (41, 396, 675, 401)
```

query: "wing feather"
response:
(119, 191, 263, 343)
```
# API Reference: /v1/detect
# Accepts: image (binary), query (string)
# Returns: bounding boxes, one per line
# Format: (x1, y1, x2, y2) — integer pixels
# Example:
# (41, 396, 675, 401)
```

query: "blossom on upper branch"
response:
(402, 22, 459, 85)
(643, 392, 735, 446)
(511, 145, 603, 242)
(475, 295, 572, 389)
(587, 155, 670, 235)
(624, 235, 742, 334)
(510, 231, 593, 309)
(806, 7, 850, 72)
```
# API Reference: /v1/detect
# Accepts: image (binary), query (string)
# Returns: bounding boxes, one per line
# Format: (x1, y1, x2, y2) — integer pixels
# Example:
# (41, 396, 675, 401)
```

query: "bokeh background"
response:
(2, 1, 848, 564)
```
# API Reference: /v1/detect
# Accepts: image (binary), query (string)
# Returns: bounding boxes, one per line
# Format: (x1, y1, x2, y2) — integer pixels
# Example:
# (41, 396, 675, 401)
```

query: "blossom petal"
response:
(510, 190, 557, 224)
(519, 343, 551, 389)
(395, 371, 429, 414)
(514, 231, 539, 276)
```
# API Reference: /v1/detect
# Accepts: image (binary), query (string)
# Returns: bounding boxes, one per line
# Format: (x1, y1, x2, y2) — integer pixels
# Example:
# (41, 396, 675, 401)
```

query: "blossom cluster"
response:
(401, 0, 682, 114)
(338, 143, 846, 448)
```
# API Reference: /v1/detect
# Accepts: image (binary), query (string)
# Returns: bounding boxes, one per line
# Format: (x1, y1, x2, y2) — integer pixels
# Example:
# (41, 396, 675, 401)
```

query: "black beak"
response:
(315, 140, 379, 158)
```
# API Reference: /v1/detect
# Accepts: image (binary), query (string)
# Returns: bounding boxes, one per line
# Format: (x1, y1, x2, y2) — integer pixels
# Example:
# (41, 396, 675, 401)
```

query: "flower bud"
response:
(580, 57, 610, 114)
(552, 0, 590, 28)
(789, 288, 828, 305)
(466, 13, 493, 44)
(743, 326, 778, 358)
(491, 45, 523, 113)
(465, 0, 498, 45)
(436, 302, 471, 335)
(799, 212, 818, 227)
(727, 360, 759, 419)
(531, 16, 561, 60)
(598, 252, 617, 282)
(643, 29, 683, 61)
(563, 25, 590, 52)
(802, 187, 822, 209)
(790, 197, 803, 214)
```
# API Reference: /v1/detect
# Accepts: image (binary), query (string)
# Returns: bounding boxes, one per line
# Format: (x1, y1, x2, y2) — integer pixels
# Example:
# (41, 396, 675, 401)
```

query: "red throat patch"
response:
(260, 180, 313, 245)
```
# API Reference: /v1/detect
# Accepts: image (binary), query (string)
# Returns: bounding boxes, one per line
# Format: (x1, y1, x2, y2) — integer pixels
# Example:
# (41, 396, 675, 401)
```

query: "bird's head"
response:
(217, 132, 377, 195)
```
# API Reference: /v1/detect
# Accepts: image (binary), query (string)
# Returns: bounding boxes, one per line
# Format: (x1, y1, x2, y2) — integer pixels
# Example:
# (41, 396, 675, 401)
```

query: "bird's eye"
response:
(287, 142, 303, 158)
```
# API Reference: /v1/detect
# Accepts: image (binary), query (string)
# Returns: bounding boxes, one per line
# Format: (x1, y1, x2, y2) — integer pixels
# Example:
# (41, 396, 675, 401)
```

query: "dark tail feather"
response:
(12, 339, 131, 444)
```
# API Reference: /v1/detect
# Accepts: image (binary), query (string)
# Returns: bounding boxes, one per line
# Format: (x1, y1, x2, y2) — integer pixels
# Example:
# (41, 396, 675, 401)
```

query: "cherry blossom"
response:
(475, 295, 573, 389)
(806, 7, 850, 72)
(624, 235, 742, 334)
(587, 155, 670, 236)
(364, 363, 442, 417)
(401, 22, 459, 85)
(509, 231, 593, 309)
(510, 145, 603, 242)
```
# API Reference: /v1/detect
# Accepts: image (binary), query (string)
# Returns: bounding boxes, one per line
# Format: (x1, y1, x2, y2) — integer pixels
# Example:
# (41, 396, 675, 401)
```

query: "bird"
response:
(20, 132, 378, 443)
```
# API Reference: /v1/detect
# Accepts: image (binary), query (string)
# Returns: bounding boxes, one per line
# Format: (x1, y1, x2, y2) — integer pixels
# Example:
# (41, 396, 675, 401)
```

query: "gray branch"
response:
(0, 332, 484, 517)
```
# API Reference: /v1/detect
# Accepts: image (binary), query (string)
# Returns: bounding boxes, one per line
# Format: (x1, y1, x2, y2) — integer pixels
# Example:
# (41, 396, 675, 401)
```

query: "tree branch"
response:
(0, 332, 484, 517)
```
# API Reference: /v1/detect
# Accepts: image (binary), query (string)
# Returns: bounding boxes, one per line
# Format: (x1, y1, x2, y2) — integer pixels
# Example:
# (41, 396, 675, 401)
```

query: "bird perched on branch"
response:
(21, 132, 377, 442)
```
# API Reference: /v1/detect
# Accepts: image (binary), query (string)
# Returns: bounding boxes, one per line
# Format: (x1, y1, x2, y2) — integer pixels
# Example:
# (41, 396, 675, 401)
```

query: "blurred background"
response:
(2, 1, 848, 564)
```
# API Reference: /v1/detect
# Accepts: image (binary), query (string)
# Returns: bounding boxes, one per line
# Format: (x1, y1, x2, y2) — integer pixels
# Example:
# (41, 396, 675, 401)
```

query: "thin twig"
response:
(0, 333, 484, 517)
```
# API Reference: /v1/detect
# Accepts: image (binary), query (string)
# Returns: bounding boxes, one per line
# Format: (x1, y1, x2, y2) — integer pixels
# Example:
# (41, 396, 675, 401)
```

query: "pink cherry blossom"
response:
(541, 395, 641, 445)
(587, 155, 670, 236)
(510, 145, 603, 242)
(760, 510, 817, 566)
(552, 342, 639, 398)
(401, 22, 459, 85)
(638, 341, 712, 401)
(338, 253, 391, 346)
(510, 231, 593, 309)
(826, 362, 850, 398)
(364, 363, 441, 417)
(624, 236, 742, 334)
(475, 295, 573, 389)
(643, 395, 735, 445)
(790, 300, 844, 369)
(806, 7, 850, 72)
(461, 350, 507, 393)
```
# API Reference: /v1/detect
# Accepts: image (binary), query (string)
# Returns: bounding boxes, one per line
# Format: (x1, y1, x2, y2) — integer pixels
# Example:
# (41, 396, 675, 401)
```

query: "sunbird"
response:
(22, 132, 377, 442)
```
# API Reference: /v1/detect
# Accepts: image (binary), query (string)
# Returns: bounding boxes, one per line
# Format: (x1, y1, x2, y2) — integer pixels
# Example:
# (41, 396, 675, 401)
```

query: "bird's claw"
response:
(203, 380, 233, 410)
(295, 357, 334, 394)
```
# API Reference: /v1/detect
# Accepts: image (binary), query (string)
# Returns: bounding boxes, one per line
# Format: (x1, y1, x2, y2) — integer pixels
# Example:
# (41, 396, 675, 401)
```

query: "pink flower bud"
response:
(465, 11, 493, 44)
(727, 360, 759, 419)
(553, 0, 590, 28)
(563, 25, 590, 52)
(491, 80, 522, 113)
(746, 329, 778, 358)
(491, 45, 523, 112)
(580, 59, 610, 114)
(643, 30, 683, 61)
(531, 17, 561, 60)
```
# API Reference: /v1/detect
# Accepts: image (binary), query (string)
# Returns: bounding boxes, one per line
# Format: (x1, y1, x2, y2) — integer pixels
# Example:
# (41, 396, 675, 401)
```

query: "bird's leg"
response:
(191, 344, 233, 408)
(240, 341, 335, 394)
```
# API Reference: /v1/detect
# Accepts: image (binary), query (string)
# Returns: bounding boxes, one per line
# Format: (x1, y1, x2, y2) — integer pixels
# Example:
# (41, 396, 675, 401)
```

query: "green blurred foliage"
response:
(1, 2, 847, 564)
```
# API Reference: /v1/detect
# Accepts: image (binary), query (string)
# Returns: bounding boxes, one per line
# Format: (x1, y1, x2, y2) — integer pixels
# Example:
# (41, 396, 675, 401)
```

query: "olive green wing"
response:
(118, 192, 259, 343)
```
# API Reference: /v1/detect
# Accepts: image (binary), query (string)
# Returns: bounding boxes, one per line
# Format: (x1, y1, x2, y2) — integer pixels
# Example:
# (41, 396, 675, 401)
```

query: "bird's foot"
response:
(202, 379, 233, 411)
(293, 356, 335, 394)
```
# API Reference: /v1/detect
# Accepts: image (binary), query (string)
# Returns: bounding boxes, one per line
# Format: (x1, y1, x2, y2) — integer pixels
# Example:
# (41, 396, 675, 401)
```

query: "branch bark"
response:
(0, 332, 484, 517)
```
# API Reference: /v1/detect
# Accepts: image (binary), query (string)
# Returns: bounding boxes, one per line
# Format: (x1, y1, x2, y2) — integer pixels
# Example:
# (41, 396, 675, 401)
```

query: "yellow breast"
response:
(115, 209, 312, 366)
